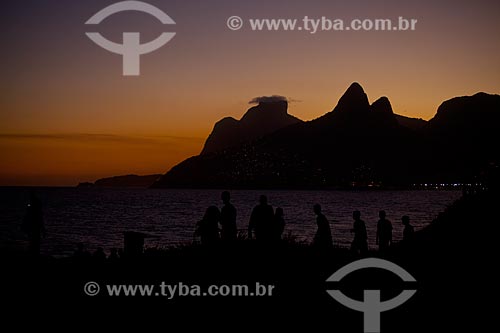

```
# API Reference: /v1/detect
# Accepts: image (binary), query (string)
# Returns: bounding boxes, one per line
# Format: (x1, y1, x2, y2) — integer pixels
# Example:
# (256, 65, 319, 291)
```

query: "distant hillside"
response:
(78, 174, 161, 188)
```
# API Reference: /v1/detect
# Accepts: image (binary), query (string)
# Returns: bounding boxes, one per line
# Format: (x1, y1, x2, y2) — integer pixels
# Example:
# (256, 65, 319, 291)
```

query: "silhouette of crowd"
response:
(194, 191, 415, 254)
(22, 190, 416, 259)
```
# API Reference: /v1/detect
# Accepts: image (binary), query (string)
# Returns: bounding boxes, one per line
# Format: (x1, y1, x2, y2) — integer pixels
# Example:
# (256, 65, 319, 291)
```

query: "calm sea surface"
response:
(0, 188, 461, 256)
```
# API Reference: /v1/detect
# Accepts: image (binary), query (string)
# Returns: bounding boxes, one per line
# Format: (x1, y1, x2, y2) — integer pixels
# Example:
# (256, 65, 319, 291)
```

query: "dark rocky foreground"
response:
(1, 183, 498, 331)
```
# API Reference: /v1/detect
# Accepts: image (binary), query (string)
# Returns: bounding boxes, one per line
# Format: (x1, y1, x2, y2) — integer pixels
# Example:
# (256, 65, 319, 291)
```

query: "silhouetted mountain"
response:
(87, 174, 161, 188)
(422, 92, 500, 183)
(307, 83, 399, 133)
(152, 84, 500, 189)
(201, 99, 302, 154)
(334, 82, 371, 114)
(428, 92, 500, 135)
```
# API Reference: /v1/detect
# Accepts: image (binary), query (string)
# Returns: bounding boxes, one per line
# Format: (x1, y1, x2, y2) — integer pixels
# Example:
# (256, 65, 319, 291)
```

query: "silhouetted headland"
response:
(77, 174, 161, 188)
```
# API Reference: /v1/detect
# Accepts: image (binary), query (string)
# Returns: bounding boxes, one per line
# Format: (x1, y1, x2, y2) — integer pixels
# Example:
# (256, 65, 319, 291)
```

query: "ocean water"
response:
(0, 188, 461, 256)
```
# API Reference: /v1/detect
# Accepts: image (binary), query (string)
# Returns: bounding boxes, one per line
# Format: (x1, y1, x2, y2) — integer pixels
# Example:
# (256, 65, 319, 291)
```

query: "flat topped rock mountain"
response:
(201, 97, 302, 154)
(152, 83, 500, 189)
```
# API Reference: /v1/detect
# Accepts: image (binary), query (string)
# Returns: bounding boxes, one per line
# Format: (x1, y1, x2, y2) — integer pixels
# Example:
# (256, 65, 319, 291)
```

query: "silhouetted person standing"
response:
(402, 215, 415, 242)
(74, 243, 90, 260)
(196, 206, 221, 245)
(108, 248, 119, 263)
(248, 195, 274, 241)
(273, 207, 285, 242)
(376, 210, 392, 252)
(220, 191, 237, 241)
(21, 191, 45, 256)
(350, 211, 368, 255)
(93, 247, 107, 263)
(313, 204, 333, 249)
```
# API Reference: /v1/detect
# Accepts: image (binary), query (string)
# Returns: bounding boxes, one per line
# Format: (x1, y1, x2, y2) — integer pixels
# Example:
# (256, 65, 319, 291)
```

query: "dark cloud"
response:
(248, 95, 288, 104)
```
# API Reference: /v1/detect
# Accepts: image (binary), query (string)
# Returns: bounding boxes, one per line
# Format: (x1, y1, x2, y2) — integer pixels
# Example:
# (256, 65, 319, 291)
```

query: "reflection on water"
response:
(0, 188, 461, 256)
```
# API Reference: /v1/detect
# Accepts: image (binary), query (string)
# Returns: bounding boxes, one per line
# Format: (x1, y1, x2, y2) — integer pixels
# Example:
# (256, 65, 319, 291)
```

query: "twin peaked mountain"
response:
(153, 83, 500, 188)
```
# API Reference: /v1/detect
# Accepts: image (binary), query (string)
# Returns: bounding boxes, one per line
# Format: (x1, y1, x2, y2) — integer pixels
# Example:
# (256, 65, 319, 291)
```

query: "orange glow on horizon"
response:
(1, 0, 499, 185)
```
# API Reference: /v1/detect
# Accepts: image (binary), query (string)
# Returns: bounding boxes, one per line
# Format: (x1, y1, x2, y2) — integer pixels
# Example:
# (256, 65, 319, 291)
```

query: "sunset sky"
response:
(1, 0, 499, 186)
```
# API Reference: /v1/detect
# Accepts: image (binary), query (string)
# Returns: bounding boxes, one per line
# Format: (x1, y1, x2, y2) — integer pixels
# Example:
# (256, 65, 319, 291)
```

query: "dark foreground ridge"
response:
(2, 168, 499, 331)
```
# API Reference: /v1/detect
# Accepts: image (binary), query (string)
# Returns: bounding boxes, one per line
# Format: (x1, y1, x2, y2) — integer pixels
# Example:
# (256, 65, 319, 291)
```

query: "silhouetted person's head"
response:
(259, 195, 268, 205)
(276, 207, 284, 218)
(379, 210, 386, 219)
(402, 215, 410, 225)
(205, 206, 220, 220)
(353, 211, 361, 220)
(314, 204, 322, 215)
(221, 191, 230, 204)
